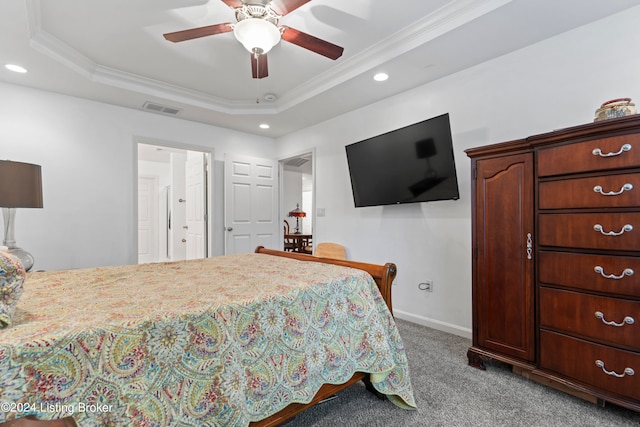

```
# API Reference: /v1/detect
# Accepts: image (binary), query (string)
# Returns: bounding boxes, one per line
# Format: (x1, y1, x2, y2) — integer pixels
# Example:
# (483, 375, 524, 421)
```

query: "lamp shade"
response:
(0, 160, 43, 208)
(288, 204, 306, 218)
(233, 18, 281, 54)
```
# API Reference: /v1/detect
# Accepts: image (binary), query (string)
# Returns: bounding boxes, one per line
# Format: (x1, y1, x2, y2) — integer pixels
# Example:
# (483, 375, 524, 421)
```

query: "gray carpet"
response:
(285, 319, 640, 427)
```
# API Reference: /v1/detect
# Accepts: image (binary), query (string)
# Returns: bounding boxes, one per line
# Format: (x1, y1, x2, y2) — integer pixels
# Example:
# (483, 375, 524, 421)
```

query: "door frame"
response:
(133, 136, 214, 262)
(278, 149, 316, 252)
(185, 151, 208, 259)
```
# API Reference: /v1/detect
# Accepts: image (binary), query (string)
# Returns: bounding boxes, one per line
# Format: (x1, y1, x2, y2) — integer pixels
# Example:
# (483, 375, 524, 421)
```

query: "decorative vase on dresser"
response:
(466, 114, 640, 412)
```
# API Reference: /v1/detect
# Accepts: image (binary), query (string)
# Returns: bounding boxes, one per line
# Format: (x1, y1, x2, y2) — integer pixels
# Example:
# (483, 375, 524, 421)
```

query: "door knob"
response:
(226, 227, 233, 232)
(182, 239, 187, 243)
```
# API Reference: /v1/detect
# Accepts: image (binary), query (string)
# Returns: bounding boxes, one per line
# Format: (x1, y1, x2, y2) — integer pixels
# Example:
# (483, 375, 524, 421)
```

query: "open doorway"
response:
(280, 152, 314, 254)
(137, 142, 211, 263)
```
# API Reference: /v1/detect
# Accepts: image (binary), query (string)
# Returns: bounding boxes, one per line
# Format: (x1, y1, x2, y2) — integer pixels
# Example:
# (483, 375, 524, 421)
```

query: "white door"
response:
(186, 152, 207, 259)
(171, 152, 187, 261)
(224, 154, 278, 254)
(138, 176, 158, 263)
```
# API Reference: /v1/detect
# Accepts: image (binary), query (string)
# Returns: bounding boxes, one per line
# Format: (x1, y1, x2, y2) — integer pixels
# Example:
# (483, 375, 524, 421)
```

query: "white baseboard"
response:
(394, 309, 472, 340)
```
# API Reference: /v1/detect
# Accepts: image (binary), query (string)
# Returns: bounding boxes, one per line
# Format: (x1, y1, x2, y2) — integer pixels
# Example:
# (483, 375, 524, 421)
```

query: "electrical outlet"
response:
(418, 281, 433, 292)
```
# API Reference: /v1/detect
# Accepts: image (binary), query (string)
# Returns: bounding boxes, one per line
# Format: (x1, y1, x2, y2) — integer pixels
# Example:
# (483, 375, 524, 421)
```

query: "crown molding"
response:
(25, 0, 511, 115)
(276, 0, 512, 110)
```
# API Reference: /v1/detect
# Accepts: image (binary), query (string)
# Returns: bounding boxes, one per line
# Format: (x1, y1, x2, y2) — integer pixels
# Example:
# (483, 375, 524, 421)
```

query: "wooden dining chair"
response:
(283, 220, 296, 252)
(314, 242, 346, 260)
(301, 235, 313, 254)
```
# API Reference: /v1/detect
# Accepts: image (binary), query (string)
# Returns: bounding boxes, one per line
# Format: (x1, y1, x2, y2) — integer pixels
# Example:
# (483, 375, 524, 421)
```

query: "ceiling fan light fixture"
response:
(234, 18, 281, 54)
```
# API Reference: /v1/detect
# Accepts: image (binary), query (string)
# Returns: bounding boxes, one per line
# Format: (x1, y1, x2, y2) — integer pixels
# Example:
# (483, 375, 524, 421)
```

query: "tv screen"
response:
(345, 113, 459, 207)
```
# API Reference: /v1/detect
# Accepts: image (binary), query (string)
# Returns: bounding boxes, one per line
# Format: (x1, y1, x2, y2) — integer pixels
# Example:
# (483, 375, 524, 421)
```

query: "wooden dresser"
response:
(466, 115, 640, 412)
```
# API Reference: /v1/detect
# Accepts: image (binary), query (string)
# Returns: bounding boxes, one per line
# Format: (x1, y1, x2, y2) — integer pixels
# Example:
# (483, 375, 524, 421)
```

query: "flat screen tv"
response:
(345, 113, 459, 207)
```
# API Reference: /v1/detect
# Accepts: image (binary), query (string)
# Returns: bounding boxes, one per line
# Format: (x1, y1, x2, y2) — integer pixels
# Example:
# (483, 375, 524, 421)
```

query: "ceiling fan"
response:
(163, 0, 344, 79)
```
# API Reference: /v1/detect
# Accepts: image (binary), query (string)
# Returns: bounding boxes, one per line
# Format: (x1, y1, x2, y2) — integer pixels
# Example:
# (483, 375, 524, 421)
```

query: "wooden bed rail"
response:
(254, 246, 397, 313)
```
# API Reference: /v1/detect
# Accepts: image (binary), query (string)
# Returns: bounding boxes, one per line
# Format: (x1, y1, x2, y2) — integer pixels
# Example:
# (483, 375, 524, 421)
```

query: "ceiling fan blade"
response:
(270, 0, 311, 16)
(220, 0, 244, 8)
(281, 27, 344, 60)
(163, 23, 233, 43)
(251, 53, 269, 79)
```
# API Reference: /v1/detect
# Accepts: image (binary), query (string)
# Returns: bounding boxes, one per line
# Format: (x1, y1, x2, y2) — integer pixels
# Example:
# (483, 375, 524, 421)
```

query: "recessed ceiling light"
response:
(373, 72, 389, 82)
(5, 64, 27, 73)
(259, 123, 270, 129)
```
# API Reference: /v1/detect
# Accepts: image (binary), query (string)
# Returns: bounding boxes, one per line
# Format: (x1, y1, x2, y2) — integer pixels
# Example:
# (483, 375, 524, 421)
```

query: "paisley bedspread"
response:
(0, 253, 415, 426)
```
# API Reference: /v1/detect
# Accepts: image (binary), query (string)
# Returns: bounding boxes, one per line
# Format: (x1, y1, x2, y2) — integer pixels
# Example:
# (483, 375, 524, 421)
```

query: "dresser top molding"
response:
(466, 115, 640, 158)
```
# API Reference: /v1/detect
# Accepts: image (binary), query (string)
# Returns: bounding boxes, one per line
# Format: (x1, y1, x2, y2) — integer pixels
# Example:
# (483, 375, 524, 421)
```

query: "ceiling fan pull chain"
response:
(255, 50, 261, 103)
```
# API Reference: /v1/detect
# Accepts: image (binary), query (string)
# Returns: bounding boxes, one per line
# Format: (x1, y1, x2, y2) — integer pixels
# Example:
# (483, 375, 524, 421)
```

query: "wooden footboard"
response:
(254, 246, 397, 313)
(2, 249, 397, 427)
(251, 247, 397, 426)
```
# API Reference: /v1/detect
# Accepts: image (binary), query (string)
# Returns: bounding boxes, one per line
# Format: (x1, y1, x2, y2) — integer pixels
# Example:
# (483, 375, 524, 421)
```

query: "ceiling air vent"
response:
(142, 101, 182, 116)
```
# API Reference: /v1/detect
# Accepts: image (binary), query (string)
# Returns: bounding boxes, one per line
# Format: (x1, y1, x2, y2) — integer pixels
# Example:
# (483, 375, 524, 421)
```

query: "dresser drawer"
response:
(539, 251, 640, 297)
(540, 330, 640, 400)
(539, 213, 640, 251)
(539, 287, 640, 348)
(538, 134, 640, 177)
(539, 173, 640, 209)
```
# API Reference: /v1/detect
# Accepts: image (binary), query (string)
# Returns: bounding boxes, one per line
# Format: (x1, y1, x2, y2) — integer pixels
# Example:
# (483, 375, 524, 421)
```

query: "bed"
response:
(0, 247, 415, 426)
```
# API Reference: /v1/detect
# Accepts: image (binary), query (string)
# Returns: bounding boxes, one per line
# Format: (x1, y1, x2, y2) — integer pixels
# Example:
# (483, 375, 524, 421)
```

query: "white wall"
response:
(301, 174, 313, 235)
(275, 7, 640, 337)
(0, 83, 276, 271)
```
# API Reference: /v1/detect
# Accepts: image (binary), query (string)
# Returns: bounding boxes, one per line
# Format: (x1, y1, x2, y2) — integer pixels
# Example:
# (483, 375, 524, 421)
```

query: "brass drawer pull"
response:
(594, 266, 634, 280)
(595, 360, 635, 378)
(595, 311, 634, 327)
(593, 183, 633, 196)
(592, 143, 632, 158)
(593, 223, 633, 236)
